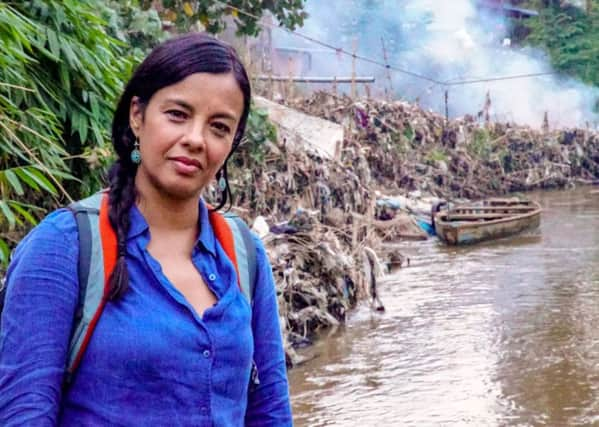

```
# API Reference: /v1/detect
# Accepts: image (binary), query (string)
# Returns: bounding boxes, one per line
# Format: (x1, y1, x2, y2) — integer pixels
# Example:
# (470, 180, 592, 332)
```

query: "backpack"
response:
(0, 192, 259, 388)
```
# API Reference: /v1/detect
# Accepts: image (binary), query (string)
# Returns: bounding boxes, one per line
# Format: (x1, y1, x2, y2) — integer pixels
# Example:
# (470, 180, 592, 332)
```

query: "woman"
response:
(0, 33, 292, 426)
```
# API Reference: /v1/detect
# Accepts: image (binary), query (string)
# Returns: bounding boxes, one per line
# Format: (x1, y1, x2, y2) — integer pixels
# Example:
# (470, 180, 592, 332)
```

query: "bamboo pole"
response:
(351, 38, 358, 99)
(483, 91, 491, 125)
(265, 14, 274, 99)
(381, 37, 393, 101)
(287, 56, 294, 100)
(444, 89, 449, 122)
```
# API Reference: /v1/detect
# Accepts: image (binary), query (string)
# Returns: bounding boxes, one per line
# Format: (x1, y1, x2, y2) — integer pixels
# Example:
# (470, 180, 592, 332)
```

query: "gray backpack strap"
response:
(222, 213, 260, 389)
(64, 192, 106, 386)
(67, 205, 97, 324)
(0, 277, 6, 318)
(223, 214, 257, 304)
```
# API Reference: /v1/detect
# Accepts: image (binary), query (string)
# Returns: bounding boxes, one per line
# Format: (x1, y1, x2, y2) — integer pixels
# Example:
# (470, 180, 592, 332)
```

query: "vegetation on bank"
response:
(0, 1, 133, 266)
(514, 1, 599, 98)
(0, 0, 303, 269)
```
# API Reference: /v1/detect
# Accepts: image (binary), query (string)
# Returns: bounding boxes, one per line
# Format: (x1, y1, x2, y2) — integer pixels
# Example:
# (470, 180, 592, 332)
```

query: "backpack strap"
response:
(208, 211, 257, 305)
(64, 192, 115, 386)
(0, 280, 6, 319)
(208, 209, 260, 389)
(226, 214, 258, 304)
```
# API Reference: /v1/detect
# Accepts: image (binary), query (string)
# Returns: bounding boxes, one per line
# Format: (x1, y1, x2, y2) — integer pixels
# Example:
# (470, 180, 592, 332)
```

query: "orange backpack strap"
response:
(208, 210, 257, 304)
(64, 192, 115, 385)
(209, 211, 241, 286)
(99, 193, 117, 286)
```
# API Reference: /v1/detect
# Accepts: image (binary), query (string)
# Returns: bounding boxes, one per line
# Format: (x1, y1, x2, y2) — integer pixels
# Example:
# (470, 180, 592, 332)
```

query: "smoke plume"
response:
(270, 0, 599, 129)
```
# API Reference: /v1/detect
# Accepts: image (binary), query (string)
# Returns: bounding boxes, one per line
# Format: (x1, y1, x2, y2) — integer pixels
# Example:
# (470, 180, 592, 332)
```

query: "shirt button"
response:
(203, 349, 211, 358)
(201, 406, 208, 414)
(208, 273, 216, 281)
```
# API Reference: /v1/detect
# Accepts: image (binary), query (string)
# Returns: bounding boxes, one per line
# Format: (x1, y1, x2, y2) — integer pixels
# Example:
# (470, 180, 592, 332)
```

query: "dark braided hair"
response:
(107, 33, 251, 299)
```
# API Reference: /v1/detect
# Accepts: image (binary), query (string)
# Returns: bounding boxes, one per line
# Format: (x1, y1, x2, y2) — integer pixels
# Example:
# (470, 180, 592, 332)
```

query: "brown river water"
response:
(288, 187, 599, 426)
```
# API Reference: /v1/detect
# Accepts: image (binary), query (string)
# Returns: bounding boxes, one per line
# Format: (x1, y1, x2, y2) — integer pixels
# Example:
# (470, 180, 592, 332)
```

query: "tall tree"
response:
(139, 0, 307, 36)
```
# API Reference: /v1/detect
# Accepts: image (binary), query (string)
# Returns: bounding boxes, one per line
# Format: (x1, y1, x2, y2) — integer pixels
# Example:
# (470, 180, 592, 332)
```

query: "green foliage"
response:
(242, 105, 277, 163)
(424, 148, 448, 164)
(102, 1, 167, 55)
(403, 123, 415, 142)
(468, 128, 492, 160)
(0, 5, 64, 265)
(139, 0, 308, 36)
(0, 0, 133, 269)
(518, 1, 599, 89)
(4, 0, 134, 194)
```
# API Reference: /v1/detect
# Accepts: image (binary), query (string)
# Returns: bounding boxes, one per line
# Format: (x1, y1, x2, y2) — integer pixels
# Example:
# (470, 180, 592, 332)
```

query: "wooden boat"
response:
(432, 198, 542, 245)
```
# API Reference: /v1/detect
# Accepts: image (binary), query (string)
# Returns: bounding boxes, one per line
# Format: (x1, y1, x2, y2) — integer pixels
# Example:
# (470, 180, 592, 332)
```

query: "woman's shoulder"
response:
(29, 207, 78, 239)
(11, 208, 78, 262)
(248, 232, 276, 290)
(246, 227, 272, 272)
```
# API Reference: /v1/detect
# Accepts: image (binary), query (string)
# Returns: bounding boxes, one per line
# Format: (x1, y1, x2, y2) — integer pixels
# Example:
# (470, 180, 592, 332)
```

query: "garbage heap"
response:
(286, 91, 599, 200)
(227, 123, 422, 364)
(228, 91, 599, 364)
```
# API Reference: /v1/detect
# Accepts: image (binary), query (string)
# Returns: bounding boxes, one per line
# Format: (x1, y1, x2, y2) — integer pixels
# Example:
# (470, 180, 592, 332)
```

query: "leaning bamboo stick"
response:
(255, 76, 375, 83)
(351, 38, 358, 99)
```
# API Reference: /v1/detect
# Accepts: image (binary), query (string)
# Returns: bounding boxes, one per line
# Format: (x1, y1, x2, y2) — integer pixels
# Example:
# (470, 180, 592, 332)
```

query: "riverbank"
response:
(230, 91, 599, 365)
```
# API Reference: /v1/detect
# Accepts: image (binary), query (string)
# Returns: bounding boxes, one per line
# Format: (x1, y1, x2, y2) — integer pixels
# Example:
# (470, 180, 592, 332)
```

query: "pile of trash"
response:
(288, 91, 599, 199)
(226, 124, 421, 364)
(260, 212, 357, 364)
(227, 90, 599, 364)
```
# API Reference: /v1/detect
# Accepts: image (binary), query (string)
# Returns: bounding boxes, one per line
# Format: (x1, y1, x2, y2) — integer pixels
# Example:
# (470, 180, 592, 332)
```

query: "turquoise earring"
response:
(130, 138, 141, 164)
(218, 176, 227, 191)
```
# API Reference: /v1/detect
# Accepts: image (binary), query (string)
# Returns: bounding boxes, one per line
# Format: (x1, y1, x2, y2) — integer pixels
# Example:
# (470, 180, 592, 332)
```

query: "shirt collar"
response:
(126, 197, 217, 257)
(196, 198, 217, 257)
(128, 203, 149, 240)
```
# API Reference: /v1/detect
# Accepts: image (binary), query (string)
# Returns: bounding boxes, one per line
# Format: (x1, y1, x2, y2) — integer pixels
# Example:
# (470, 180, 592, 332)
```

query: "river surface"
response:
(288, 187, 599, 426)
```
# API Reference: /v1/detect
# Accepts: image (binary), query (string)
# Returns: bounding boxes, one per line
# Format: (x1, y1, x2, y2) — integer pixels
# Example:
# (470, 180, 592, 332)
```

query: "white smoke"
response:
(270, 0, 599, 129)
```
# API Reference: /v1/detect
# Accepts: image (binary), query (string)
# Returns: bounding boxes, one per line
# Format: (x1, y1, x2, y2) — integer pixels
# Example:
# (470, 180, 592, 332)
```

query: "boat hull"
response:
(434, 200, 542, 245)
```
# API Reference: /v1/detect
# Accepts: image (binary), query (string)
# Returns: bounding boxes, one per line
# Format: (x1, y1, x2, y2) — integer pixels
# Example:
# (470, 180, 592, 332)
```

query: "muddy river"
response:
(289, 187, 599, 426)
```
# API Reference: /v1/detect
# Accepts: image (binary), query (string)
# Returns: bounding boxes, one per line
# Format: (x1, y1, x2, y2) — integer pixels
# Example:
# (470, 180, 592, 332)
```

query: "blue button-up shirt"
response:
(0, 199, 292, 426)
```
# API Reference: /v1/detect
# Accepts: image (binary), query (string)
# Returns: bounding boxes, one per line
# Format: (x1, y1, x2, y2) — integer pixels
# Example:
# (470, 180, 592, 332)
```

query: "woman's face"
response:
(130, 72, 244, 202)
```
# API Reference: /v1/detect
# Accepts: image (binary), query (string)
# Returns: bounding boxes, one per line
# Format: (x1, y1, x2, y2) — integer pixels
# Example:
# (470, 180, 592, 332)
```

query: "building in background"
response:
(476, 0, 539, 19)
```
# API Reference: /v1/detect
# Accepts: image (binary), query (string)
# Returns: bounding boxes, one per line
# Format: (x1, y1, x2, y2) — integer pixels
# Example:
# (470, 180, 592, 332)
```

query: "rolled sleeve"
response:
(245, 235, 292, 426)
(0, 210, 79, 426)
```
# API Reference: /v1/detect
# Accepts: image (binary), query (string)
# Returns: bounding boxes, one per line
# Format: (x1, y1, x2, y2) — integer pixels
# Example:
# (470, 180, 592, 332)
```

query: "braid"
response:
(107, 160, 137, 300)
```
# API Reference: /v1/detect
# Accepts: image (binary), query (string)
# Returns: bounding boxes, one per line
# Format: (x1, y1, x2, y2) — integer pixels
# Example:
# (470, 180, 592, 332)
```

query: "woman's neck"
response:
(135, 188, 200, 232)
